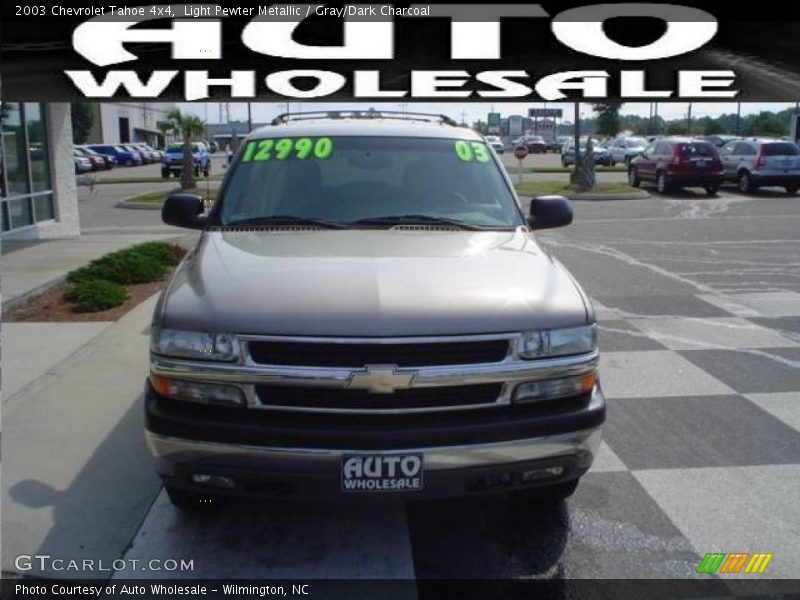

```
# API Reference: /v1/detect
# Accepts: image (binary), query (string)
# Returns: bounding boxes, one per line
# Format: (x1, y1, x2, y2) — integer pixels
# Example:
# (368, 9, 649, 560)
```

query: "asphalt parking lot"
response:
(4, 160, 800, 585)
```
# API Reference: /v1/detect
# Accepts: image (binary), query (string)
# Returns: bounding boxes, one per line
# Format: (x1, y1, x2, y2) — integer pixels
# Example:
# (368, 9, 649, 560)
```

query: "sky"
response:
(179, 102, 800, 126)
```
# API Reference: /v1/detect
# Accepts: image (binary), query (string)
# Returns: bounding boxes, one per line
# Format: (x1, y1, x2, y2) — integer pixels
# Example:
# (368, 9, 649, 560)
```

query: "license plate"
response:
(696, 160, 706, 167)
(341, 453, 423, 492)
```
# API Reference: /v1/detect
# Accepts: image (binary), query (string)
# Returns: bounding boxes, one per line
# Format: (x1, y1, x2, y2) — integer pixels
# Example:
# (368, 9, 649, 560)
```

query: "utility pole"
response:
(247, 102, 252, 132)
(573, 102, 581, 166)
(686, 102, 693, 135)
(736, 102, 742, 136)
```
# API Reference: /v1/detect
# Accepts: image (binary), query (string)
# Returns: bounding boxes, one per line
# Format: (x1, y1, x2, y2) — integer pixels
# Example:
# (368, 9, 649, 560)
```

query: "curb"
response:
(116, 201, 163, 210)
(517, 190, 650, 201)
(3, 275, 68, 312)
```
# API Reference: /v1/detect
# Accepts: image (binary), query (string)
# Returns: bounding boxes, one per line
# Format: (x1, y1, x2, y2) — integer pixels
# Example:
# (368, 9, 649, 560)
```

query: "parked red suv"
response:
(629, 138, 724, 196)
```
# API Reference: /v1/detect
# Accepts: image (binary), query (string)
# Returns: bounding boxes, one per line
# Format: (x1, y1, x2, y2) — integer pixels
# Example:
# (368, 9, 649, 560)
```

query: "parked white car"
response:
(608, 136, 648, 165)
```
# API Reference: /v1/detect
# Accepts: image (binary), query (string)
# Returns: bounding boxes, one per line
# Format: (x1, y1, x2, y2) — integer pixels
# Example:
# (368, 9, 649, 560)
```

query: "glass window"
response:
(220, 136, 522, 229)
(34, 193, 55, 222)
(1, 102, 30, 196)
(763, 143, 799, 156)
(8, 196, 33, 228)
(25, 103, 51, 194)
(1, 103, 56, 231)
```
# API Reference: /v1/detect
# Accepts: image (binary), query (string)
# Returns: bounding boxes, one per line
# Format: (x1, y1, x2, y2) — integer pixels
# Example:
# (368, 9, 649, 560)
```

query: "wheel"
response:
(738, 171, 755, 193)
(509, 480, 579, 507)
(610, 160, 616, 167)
(705, 185, 719, 196)
(628, 166, 641, 188)
(164, 485, 220, 511)
(785, 186, 798, 196)
(561, 157, 568, 167)
(125, 159, 133, 166)
(203, 167, 210, 178)
(161, 168, 170, 179)
(194, 166, 200, 177)
(656, 171, 671, 194)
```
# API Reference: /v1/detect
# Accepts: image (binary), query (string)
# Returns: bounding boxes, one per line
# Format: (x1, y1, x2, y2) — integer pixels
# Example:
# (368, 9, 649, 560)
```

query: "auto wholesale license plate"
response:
(341, 454, 424, 492)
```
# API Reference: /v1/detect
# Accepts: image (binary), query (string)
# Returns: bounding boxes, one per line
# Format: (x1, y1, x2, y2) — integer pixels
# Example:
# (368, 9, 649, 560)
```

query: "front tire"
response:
(509, 479, 579, 507)
(628, 166, 641, 188)
(161, 167, 170, 179)
(738, 171, 755, 194)
(705, 185, 719, 197)
(656, 171, 671, 194)
(165, 485, 220, 511)
(785, 186, 798, 196)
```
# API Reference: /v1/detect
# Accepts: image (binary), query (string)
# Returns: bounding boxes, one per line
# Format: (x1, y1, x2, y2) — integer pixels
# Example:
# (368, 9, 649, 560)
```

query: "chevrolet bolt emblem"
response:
(347, 365, 416, 394)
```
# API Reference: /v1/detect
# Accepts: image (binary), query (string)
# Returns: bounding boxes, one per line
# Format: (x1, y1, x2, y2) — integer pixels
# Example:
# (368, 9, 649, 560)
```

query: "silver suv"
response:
(608, 136, 648, 166)
(720, 138, 800, 195)
(147, 111, 604, 510)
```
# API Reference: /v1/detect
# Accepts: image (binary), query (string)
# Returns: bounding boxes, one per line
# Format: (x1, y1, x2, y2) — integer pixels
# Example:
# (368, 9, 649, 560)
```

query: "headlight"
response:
(517, 324, 597, 359)
(151, 327, 240, 361)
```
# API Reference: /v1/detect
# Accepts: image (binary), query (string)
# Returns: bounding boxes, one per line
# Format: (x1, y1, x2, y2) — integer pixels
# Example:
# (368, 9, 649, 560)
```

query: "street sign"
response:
(488, 112, 501, 126)
(529, 108, 563, 119)
(514, 145, 528, 185)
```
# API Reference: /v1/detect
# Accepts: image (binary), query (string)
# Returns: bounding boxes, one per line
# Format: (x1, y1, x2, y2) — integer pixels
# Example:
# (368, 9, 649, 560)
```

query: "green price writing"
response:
(242, 137, 334, 162)
(454, 140, 491, 163)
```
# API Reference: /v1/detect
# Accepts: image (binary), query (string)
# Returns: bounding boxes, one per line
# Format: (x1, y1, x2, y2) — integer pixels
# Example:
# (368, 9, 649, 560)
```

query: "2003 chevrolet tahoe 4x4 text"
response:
(145, 111, 604, 510)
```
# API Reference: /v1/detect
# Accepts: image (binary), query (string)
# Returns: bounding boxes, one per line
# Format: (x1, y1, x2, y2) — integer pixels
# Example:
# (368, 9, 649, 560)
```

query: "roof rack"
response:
(270, 110, 460, 127)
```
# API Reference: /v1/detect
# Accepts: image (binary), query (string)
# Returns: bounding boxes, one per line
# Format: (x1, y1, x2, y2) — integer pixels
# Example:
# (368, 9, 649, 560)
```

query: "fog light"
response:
(513, 371, 596, 404)
(151, 375, 245, 406)
(192, 473, 235, 489)
(521, 466, 565, 482)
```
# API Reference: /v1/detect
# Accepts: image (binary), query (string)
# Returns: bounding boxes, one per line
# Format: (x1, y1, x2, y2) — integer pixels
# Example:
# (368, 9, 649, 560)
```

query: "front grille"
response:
(255, 383, 503, 411)
(248, 339, 510, 367)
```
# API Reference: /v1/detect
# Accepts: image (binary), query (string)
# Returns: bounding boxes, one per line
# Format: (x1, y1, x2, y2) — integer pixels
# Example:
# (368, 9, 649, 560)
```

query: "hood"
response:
(159, 229, 589, 337)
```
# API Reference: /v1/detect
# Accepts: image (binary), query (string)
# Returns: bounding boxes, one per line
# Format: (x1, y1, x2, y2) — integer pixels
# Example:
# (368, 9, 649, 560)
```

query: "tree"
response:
(592, 102, 623, 137)
(704, 119, 724, 135)
(745, 111, 787, 137)
(71, 102, 94, 144)
(666, 121, 688, 135)
(164, 108, 207, 190)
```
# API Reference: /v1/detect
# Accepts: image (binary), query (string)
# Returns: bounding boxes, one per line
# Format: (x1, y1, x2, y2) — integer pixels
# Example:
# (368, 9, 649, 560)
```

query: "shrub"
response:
(67, 248, 167, 285)
(129, 242, 186, 267)
(64, 279, 129, 312)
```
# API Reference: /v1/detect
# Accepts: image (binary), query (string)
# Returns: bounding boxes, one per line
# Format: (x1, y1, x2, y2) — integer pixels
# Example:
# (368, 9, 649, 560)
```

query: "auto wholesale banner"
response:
(1, 2, 800, 101)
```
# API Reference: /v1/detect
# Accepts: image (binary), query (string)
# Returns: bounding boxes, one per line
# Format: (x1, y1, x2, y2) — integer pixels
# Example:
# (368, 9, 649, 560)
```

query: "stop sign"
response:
(514, 145, 529, 160)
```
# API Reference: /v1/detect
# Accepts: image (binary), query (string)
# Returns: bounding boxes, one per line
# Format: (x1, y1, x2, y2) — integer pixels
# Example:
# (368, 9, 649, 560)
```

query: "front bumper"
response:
(145, 382, 605, 500)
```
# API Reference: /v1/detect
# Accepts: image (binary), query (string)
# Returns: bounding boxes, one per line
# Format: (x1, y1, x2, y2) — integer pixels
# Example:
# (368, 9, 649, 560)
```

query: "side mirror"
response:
(527, 195, 573, 230)
(162, 193, 206, 230)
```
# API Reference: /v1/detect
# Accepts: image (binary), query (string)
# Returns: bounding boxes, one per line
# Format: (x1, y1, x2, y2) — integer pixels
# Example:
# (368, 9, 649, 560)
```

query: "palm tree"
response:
(164, 108, 207, 190)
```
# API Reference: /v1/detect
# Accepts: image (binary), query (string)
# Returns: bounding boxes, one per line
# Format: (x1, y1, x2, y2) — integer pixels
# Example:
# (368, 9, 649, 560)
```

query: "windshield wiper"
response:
(225, 215, 349, 229)
(353, 214, 493, 231)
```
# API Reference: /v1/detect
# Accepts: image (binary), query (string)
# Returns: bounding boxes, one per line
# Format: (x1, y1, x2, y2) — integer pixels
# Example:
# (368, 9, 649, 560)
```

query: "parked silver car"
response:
(608, 136, 648, 166)
(719, 138, 800, 194)
(484, 135, 505, 154)
(146, 111, 604, 510)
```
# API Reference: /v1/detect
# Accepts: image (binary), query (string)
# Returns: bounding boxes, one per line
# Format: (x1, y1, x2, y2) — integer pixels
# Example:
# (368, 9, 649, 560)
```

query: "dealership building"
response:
(86, 102, 176, 147)
(1, 102, 80, 240)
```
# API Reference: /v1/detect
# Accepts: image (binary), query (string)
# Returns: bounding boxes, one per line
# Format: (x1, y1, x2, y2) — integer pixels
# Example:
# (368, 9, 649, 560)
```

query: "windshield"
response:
(113, 146, 126, 152)
(218, 136, 523, 229)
